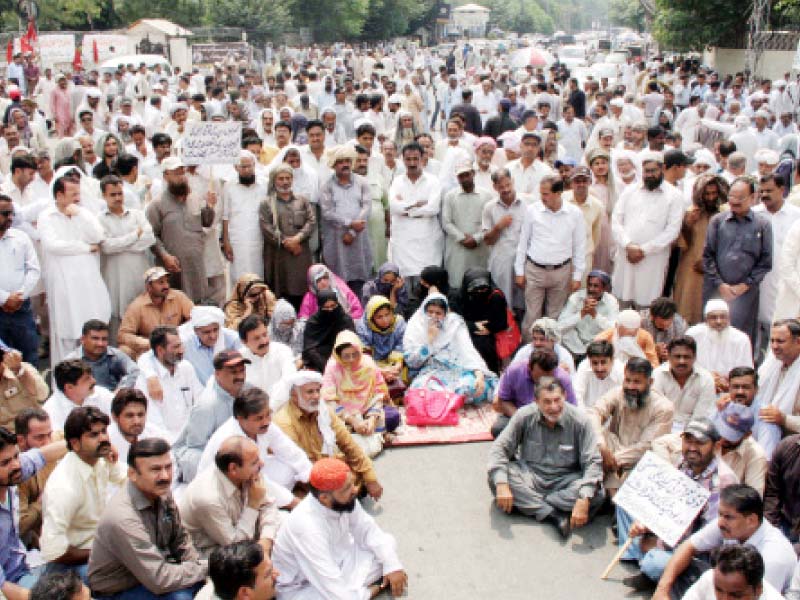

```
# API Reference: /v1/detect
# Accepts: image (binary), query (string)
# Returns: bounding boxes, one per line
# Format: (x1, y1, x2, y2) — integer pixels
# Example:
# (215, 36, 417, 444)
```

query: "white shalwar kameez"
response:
(273, 495, 402, 600)
(197, 416, 312, 507)
(38, 205, 112, 364)
(222, 178, 267, 281)
(611, 181, 684, 306)
(98, 207, 156, 321)
(388, 172, 444, 278)
(685, 323, 754, 375)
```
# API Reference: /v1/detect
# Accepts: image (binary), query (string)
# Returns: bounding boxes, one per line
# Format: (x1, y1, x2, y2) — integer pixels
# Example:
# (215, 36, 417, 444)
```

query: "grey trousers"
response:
(489, 461, 605, 521)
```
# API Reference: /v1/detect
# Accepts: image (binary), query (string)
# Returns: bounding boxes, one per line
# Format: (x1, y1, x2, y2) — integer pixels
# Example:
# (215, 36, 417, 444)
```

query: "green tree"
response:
(361, 0, 431, 40)
(290, 0, 371, 41)
(651, 0, 749, 51)
(484, 0, 554, 34)
(609, 0, 645, 32)
(114, 0, 203, 28)
(205, 0, 290, 41)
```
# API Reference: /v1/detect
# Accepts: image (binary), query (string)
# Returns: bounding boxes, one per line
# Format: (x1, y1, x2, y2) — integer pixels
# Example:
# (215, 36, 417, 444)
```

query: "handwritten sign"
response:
(613, 451, 710, 548)
(181, 121, 242, 166)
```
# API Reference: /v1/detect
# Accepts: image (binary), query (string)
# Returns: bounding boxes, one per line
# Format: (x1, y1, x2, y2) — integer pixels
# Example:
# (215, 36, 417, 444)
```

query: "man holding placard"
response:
(653, 484, 796, 599)
(488, 376, 604, 538)
(619, 419, 737, 592)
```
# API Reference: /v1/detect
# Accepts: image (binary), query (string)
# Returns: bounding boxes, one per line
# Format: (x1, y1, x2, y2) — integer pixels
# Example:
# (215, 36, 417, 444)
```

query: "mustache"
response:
(155, 479, 171, 487)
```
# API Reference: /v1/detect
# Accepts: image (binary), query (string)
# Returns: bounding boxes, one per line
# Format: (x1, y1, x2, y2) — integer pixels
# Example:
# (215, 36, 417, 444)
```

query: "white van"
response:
(98, 54, 173, 76)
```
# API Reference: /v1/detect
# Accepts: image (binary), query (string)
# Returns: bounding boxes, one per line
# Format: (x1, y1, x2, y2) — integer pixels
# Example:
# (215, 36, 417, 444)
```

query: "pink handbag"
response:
(404, 376, 465, 427)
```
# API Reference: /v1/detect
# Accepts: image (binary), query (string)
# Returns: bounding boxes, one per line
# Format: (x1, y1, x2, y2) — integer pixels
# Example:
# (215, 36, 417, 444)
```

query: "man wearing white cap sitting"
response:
(273, 370, 384, 501)
(686, 299, 754, 393)
(146, 156, 216, 303)
(177, 305, 241, 385)
(595, 309, 660, 368)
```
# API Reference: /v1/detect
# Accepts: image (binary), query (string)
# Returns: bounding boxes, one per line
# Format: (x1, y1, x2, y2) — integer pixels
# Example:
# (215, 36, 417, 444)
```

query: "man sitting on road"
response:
(488, 377, 604, 538)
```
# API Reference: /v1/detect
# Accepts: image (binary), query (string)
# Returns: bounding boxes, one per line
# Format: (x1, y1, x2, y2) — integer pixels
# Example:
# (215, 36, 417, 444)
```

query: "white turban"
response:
(755, 148, 780, 166)
(640, 150, 664, 165)
(288, 370, 323, 388)
(617, 309, 641, 330)
(704, 299, 729, 316)
(734, 115, 751, 129)
(191, 306, 225, 328)
(532, 318, 561, 343)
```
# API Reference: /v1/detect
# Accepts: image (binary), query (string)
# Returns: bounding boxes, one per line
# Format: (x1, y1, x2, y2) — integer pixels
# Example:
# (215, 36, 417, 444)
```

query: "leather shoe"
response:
(553, 512, 571, 539)
(623, 572, 656, 592)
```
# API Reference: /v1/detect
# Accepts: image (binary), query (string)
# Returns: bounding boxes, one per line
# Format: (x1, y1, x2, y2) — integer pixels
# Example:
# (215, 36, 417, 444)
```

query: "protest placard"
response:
(181, 121, 242, 165)
(613, 451, 710, 548)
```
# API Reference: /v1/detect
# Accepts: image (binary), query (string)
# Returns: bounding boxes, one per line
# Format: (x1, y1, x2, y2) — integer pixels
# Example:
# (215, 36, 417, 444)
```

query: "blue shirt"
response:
(0, 448, 44, 586)
(181, 328, 241, 384)
(497, 361, 576, 408)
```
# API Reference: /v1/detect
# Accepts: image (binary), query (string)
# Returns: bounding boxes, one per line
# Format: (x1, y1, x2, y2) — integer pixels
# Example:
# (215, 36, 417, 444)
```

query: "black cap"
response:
(682, 418, 721, 443)
(212, 350, 252, 370)
(664, 148, 695, 169)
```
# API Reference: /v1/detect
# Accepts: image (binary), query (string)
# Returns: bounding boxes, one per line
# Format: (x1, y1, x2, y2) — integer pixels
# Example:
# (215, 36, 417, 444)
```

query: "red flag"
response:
(72, 46, 82, 70)
(6, 40, 11, 64)
(20, 35, 32, 54)
(26, 20, 36, 42)
(92, 39, 99, 63)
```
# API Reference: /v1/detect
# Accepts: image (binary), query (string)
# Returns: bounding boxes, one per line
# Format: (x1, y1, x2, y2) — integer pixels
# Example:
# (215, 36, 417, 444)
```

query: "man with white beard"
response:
(221, 151, 266, 281)
(595, 309, 659, 368)
(686, 300, 753, 393)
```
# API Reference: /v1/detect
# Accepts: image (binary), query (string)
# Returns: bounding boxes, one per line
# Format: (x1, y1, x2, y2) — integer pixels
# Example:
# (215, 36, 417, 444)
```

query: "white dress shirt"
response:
(43, 387, 114, 431)
(506, 158, 555, 205)
(652, 363, 717, 432)
(40, 451, 127, 561)
(0, 227, 40, 303)
(573, 359, 624, 409)
(242, 343, 297, 397)
(514, 200, 586, 280)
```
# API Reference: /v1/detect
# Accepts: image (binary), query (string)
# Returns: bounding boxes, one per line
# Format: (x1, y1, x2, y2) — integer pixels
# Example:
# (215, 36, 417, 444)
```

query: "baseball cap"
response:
(213, 349, 251, 370)
(682, 418, 721, 443)
(161, 156, 184, 172)
(144, 266, 169, 284)
(455, 162, 474, 176)
(664, 148, 695, 169)
(554, 158, 577, 169)
(713, 403, 755, 443)
(570, 166, 592, 180)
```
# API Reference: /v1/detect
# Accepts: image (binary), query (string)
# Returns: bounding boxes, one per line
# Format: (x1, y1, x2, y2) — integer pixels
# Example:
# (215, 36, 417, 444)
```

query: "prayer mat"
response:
(389, 404, 495, 446)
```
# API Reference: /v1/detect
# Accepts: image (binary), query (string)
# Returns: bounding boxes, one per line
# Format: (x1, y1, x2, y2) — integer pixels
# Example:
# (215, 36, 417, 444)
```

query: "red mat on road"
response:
(389, 404, 495, 446)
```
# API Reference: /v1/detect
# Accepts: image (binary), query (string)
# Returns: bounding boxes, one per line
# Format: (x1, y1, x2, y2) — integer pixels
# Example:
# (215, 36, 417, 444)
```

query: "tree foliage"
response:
(483, 0, 554, 35)
(651, 0, 748, 51)
(609, 0, 645, 32)
(205, 0, 290, 42)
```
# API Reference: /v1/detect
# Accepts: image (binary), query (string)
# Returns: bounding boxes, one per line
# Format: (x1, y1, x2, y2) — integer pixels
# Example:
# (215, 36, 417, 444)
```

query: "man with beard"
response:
(259, 165, 315, 309)
(199, 388, 311, 510)
(703, 178, 772, 342)
(221, 151, 267, 282)
(273, 371, 383, 500)
(272, 457, 406, 599)
(595, 309, 660, 368)
(134, 326, 204, 442)
(588, 357, 674, 495)
(0, 426, 67, 599)
(41, 407, 126, 579)
(488, 377, 604, 537)
(558, 269, 619, 360)
(146, 157, 216, 303)
(442, 164, 492, 288)
(472, 137, 496, 194)
(319, 147, 372, 299)
(173, 349, 252, 483)
(118, 267, 194, 360)
(653, 485, 796, 599)
(107, 388, 169, 466)
(611, 151, 684, 309)
(620, 419, 737, 591)
(686, 300, 754, 393)
(88, 438, 207, 599)
(238, 315, 295, 398)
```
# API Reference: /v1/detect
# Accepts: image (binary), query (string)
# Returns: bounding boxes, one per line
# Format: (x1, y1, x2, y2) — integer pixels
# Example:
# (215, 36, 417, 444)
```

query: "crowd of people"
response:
(3, 38, 800, 599)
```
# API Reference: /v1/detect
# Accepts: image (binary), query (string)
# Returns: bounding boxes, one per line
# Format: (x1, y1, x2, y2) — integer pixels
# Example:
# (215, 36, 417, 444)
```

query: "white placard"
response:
(36, 34, 75, 68)
(793, 39, 800, 71)
(181, 121, 242, 165)
(613, 451, 710, 548)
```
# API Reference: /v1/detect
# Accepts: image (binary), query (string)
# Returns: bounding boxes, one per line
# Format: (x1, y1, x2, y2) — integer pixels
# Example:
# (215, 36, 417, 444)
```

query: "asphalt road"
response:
(364, 442, 650, 599)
